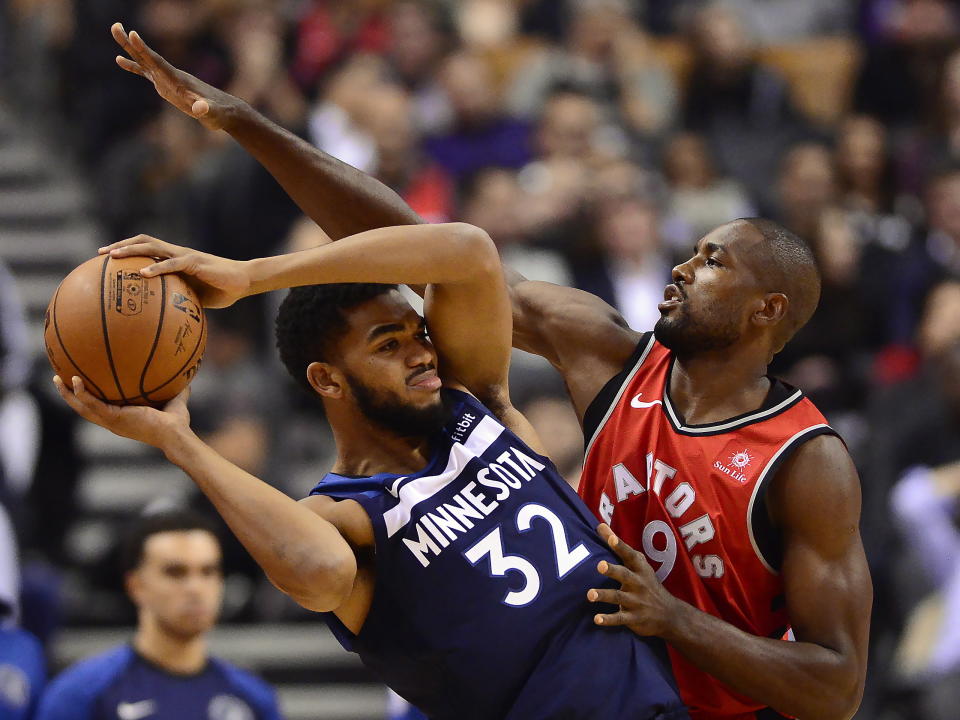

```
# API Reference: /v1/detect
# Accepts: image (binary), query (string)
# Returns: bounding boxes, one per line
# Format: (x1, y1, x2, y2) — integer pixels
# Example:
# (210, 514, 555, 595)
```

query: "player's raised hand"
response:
(54, 376, 191, 450)
(111, 22, 241, 131)
(99, 234, 251, 308)
(587, 523, 680, 637)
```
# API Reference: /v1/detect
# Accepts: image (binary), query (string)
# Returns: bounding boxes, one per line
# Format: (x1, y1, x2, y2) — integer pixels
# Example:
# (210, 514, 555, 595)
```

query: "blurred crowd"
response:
(1, 0, 960, 718)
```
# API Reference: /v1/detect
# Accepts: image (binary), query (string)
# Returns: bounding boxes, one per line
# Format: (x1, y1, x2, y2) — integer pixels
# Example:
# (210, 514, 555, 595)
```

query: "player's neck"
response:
(133, 622, 208, 675)
(330, 420, 434, 477)
(669, 350, 770, 426)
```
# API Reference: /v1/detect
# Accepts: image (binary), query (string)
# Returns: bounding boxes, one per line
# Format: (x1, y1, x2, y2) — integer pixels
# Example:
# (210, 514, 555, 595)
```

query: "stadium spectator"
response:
(771, 142, 837, 242)
(0, 503, 45, 720)
(425, 50, 532, 180)
(357, 84, 456, 224)
(888, 416, 960, 720)
(36, 509, 281, 720)
(662, 131, 755, 249)
(507, 0, 677, 142)
(682, 2, 806, 205)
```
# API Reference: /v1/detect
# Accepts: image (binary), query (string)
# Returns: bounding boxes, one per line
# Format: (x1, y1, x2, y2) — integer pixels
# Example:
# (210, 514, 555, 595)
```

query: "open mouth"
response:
(658, 283, 684, 311)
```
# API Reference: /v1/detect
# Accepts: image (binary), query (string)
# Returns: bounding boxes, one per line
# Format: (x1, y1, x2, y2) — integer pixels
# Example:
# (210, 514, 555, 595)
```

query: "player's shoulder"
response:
(210, 657, 279, 715)
(37, 645, 133, 717)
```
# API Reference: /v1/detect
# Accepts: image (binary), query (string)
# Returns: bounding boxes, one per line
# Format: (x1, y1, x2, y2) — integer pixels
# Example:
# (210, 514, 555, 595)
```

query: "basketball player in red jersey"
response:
(109, 24, 870, 720)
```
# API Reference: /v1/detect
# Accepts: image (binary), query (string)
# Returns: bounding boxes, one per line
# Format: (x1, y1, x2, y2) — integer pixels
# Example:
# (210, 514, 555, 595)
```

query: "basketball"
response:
(43, 255, 207, 406)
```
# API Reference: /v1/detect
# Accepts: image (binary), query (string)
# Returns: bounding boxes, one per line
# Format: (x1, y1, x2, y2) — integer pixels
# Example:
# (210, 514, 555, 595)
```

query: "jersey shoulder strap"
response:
(582, 331, 656, 454)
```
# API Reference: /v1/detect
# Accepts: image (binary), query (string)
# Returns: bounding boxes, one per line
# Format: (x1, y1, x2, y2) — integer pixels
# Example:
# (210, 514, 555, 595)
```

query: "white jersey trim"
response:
(746, 423, 831, 574)
(663, 387, 803, 435)
(584, 333, 657, 460)
(384, 414, 504, 537)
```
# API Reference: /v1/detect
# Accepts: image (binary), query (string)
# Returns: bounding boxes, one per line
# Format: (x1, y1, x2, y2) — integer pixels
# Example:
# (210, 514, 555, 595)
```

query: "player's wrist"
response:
(158, 422, 200, 466)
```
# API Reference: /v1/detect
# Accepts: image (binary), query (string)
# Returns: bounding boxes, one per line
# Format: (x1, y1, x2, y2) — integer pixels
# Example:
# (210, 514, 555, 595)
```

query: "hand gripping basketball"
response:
(99, 235, 251, 309)
(54, 375, 190, 450)
(586, 523, 680, 638)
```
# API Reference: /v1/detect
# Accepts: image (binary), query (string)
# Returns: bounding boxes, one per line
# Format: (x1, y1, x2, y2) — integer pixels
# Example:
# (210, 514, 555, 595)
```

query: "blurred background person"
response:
(36, 509, 281, 720)
(0, 503, 45, 720)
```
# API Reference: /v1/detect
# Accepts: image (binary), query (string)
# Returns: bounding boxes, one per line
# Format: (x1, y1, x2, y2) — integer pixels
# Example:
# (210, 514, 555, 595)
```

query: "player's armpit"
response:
(768, 434, 872, 719)
(507, 277, 641, 418)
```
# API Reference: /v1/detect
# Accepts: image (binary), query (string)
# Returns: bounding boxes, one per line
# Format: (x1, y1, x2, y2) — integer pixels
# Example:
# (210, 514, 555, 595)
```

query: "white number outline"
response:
(464, 503, 591, 607)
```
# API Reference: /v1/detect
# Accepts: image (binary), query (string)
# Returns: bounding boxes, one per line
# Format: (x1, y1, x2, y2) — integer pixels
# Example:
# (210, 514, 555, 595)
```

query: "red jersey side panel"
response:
(579, 334, 835, 720)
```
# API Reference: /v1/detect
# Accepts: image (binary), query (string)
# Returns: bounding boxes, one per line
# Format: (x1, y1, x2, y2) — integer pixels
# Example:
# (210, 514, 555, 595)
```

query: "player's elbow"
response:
(447, 223, 500, 279)
(807, 666, 865, 720)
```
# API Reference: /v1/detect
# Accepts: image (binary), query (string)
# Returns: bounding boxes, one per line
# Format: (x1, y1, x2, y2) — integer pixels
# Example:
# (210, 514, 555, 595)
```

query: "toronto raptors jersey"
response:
(579, 333, 837, 720)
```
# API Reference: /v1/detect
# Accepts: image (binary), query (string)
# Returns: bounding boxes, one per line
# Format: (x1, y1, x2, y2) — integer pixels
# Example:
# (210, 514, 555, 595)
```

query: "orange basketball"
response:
(44, 255, 206, 406)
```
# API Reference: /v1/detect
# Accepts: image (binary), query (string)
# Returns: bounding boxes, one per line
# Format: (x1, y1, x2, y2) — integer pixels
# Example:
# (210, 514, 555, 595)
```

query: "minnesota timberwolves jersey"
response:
(310, 389, 687, 720)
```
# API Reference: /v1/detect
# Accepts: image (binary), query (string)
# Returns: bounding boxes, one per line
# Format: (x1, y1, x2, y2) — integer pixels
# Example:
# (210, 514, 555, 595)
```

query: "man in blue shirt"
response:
(36, 510, 281, 720)
(0, 502, 45, 720)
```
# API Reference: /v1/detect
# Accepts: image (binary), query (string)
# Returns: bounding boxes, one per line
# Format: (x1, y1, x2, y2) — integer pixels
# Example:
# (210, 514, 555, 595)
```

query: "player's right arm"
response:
(109, 23, 641, 417)
(52, 379, 359, 614)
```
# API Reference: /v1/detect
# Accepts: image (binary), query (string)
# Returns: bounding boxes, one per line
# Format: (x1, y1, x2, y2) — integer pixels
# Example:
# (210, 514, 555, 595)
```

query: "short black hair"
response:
(738, 218, 821, 346)
(275, 283, 398, 392)
(120, 508, 220, 575)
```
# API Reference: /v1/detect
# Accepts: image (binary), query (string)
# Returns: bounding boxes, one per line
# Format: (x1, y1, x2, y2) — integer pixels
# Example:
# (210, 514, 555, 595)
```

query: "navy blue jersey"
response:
(310, 390, 686, 720)
(35, 646, 280, 720)
(0, 626, 45, 720)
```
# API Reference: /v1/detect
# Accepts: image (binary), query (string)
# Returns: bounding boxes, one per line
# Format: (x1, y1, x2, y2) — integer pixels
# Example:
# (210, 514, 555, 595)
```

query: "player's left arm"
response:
(102, 226, 544, 451)
(589, 434, 871, 720)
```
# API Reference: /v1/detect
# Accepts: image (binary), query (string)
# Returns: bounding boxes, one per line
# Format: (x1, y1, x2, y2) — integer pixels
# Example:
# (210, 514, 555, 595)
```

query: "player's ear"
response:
(307, 362, 344, 400)
(125, 570, 143, 605)
(753, 292, 788, 328)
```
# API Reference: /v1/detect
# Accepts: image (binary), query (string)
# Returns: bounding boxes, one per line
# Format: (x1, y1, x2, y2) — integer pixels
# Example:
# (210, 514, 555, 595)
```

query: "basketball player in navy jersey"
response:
(57, 218, 686, 719)
(101, 24, 870, 720)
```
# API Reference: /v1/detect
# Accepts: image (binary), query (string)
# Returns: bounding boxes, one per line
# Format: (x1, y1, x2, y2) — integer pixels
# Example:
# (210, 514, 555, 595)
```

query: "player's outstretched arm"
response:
(111, 23, 642, 400)
(589, 434, 871, 719)
(53, 377, 358, 613)
(111, 23, 422, 242)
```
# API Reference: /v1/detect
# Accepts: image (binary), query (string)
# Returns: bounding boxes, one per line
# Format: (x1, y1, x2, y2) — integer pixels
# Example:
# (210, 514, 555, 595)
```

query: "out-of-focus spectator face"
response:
(325, 54, 387, 119)
(597, 198, 661, 260)
(140, 0, 206, 45)
(837, 116, 887, 191)
(926, 171, 960, 241)
(692, 4, 753, 72)
(537, 93, 600, 160)
(941, 48, 960, 114)
(568, 0, 633, 59)
(815, 207, 860, 287)
(462, 169, 524, 245)
(778, 144, 837, 220)
(664, 133, 716, 189)
(440, 52, 498, 124)
(389, 0, 448, 84)
(890, 0, 958, 44)
(359, 84, 417, 169)
(457, 0, 518, 50)
(935, 339, 960, 412)
(522, 395, 583, 488)
(919, 280, 960, 357)
(127, 530, 224, 640)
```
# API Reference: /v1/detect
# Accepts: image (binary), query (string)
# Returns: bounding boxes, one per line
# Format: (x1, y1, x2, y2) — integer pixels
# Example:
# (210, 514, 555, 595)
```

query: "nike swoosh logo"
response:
(630, 393, 663, 409)
(117, 700, 156, 720)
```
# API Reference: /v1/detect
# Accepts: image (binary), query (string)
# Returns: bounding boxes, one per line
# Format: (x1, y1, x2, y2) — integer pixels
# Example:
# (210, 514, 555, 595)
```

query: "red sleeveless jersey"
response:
(579, 334, 836, 720)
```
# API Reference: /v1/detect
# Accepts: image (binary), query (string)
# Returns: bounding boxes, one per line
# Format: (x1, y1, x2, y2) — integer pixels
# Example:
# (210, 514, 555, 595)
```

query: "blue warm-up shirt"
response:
(35, 646, 280, 720)
(0, 626, 45, 720)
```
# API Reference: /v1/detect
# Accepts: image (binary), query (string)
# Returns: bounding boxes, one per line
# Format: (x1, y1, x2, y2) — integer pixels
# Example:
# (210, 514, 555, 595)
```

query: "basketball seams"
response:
(98, 256, 129, 404)
(138, 273, 167, 404)
(50, 284, 109, 401)
(141, 304, 206, 397)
